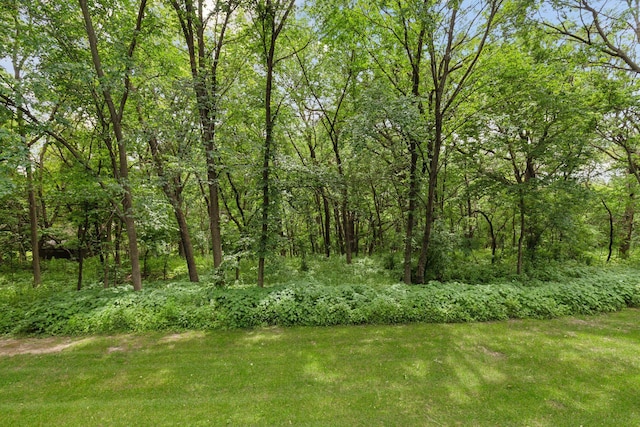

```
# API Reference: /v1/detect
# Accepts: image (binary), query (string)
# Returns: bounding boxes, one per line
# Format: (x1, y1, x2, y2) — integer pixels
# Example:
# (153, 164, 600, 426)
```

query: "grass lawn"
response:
(1, 309, 639, 426)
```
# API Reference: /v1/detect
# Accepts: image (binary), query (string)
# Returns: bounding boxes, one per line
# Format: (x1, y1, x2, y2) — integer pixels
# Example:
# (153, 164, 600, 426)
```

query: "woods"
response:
(2, 0, 640, 288)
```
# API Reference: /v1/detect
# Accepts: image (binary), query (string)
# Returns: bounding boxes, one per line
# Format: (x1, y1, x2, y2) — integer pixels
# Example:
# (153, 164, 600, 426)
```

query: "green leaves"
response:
(3, 266, 639, 335)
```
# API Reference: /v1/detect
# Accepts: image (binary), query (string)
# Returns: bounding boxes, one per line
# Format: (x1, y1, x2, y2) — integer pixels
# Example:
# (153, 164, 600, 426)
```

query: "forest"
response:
(1, 0, 640, 292)
(4, 4, 640, 424)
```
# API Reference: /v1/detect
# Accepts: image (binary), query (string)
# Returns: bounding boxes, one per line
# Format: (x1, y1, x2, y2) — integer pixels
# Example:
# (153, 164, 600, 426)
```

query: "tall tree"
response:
(468, 35, 596, 272)
(0, 1, 49, 285)
(252, 0, 296, 287)
(292, 27, 361, 262)
(414, 0, 504, 283)
(136, 97, 201, 282)
(170, 0, 240, 269)
(78, 0, 148, 290)
(339, 0, 504, 282)
(345, 0, 438, 281)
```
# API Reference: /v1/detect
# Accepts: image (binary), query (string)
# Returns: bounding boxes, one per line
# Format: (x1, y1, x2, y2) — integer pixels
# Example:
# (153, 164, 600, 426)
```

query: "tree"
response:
(290, 16, 364, 261)
(78, 0, 148, 290)
(413, 0, 505, 283)
(338, 0, 434, 281)
(136, 95, 201, 282)
(467, 35, 596, 272)
(251, 0, 297, 287)
(0, 96, 29, 267)
(170, 0, 241, 270)
(546, 1, 640, 259)
(548, 0, 640, 73)
(0, 1, 53, 285)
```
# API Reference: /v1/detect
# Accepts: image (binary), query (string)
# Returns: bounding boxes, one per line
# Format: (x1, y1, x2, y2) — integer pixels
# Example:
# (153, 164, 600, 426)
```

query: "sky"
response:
(0, 57, 13, 75)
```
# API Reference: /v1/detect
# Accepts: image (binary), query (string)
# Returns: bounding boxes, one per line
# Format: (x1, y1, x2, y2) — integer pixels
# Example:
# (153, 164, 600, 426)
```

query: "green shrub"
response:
(2, 267, 640, 336)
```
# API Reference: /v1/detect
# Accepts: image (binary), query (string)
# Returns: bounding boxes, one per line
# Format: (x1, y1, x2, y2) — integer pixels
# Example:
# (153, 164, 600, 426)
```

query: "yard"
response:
(1, 309, 639, 426)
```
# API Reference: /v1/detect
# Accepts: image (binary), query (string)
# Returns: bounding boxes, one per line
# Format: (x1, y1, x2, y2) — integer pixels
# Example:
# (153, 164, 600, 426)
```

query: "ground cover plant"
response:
(1, 257, 639, 335)
(1, 309, 639, 426)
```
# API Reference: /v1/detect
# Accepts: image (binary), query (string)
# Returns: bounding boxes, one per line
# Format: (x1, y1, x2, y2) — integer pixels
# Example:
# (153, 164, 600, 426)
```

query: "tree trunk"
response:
(351, 214, 361, 256)
(465, 171, 474, 239)
(206, 140, 223, 268)
(602, 200, 614, 263)
(79, 0, 144, 291)
(475, 210, 497, 264)
(258, 36, 275, 288)
(403, 140, 419, 284)
(400, 16, 425, 284)
(170, 0, 235, 269)
(416, 58, 445, 283)
(103, 219, 112, 288)
(15, 59, 40, 285)
(143, 247, 149, 279)
(26, 162, 41, 287)
(121, 190, 142, 290)
(322, 190, 331, 257)
(415, 2, 499, 283)
(256, 0, 295, 286)
(114, 219, 122, 273)
(76, 210, 89, 291)
(517, 193, 526, 275)
(335, 206, 344, 255)
(332, 139, 351, 264)
(620, 189, 635, 258)
(176, 206, 199, 282)
(416, 131, 442, 284)
(342, 203, 353, 264)
(371, 181, 384, 250)
(147, 132, 199, 282)
(309, 203, 318, 254)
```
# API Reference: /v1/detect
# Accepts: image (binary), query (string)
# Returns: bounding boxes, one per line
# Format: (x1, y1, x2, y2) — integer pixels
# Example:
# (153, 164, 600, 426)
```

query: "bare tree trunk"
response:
(620, 189, 635, 258)
(321, 189, 331, 257)
(602, 200, 614, 262)
(517, 193, 526, 275)
(403, 141, 419, 284)
(26, 162, 41, 287)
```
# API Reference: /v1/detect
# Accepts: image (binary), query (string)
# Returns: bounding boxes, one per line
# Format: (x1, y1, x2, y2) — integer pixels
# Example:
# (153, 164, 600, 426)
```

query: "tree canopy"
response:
(1, 0, 639, 288)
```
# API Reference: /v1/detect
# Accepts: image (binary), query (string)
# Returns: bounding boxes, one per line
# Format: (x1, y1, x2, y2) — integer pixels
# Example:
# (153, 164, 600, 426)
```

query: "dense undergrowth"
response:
(1, 256, 639, 335)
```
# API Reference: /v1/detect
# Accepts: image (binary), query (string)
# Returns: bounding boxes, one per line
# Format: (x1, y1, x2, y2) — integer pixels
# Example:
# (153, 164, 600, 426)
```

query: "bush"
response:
(1, 268, 640, 336)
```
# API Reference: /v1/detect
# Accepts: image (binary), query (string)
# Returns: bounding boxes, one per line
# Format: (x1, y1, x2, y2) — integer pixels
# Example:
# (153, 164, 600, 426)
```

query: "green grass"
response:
(1, 309, 639, 426)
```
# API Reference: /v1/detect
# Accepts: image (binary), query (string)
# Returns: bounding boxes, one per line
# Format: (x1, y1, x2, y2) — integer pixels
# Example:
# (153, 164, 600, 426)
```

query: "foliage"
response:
(2, 0, 640, 290)
(2, 263, 639, 336)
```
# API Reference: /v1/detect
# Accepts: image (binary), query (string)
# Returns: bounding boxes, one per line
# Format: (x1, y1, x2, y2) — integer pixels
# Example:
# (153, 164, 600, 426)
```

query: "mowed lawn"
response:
(1, 310, 639, 426)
